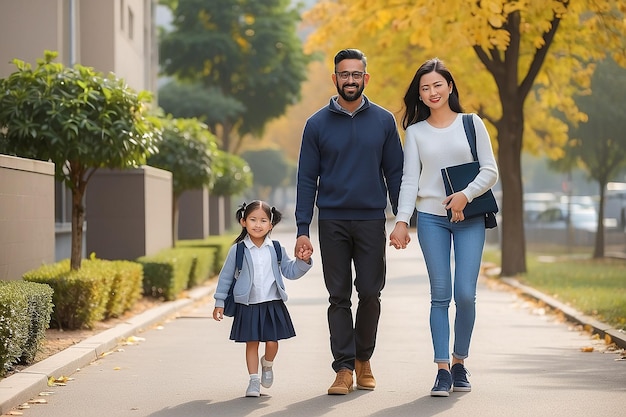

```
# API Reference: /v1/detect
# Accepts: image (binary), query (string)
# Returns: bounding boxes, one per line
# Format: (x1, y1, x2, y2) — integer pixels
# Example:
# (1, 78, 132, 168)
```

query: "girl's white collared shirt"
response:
(244, 235, 281, 304)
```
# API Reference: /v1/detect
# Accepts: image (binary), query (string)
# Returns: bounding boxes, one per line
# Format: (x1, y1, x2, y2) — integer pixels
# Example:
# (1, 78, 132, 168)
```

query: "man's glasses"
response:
(335, 71, 365, 81)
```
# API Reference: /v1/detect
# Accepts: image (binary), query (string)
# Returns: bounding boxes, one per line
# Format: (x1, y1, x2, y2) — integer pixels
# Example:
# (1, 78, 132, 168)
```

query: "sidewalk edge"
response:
(501, 277, 626, 349)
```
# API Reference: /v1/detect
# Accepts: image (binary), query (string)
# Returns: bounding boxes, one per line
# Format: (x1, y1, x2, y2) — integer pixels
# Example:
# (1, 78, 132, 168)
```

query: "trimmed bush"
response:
(23, 259, 114, 330)
(0, 281, 53, 376)
(183, 247, 215, 288)
(106, 261, 143, 318)
(138, 248, 195, 301)
(177, 234, 235, 277)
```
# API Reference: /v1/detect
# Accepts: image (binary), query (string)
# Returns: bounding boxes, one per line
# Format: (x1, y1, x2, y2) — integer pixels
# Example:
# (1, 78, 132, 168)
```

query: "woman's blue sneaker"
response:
(430, 369, 452, 397)
(451, 363, 472, 392)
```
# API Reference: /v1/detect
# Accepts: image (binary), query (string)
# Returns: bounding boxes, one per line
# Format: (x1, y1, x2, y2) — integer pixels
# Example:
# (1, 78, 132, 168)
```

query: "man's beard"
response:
(336, 81, 364, 102)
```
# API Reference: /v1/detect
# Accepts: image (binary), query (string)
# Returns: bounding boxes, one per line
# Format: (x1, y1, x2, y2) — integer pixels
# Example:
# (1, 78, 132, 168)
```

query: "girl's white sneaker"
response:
(260, 356, 274, 388)
(246, 377, 261, 397)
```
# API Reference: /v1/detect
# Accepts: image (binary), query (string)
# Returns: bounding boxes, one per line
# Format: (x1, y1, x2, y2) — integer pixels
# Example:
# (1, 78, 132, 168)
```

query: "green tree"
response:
(241, 148, 290, 200)
(159, 0, 310, 152)
(554, 58, 626, 258)
(211, 150, 253, 197)
(157, 80, 245, 133)
(147, 116, 219, 242)
(304, 0, 626, 276)
(0, 51, 161, 270)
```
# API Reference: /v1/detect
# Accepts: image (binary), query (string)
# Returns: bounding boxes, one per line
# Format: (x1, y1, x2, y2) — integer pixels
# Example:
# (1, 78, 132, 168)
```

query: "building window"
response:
(120, 0, 125, 30)
(54, 181, 72, 224)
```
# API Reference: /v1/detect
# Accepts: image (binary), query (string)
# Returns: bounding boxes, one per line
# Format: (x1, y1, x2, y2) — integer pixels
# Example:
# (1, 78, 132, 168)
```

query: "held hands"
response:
(389, 222, 411, 249)
(443, 192, 468, 223)
(297, 246, 313, 264)
(295, 235, 313, 264)
(212, 307, 224, 321)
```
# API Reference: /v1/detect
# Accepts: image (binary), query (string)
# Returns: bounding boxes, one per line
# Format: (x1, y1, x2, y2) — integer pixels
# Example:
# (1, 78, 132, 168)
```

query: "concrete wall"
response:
(178, 188, 209, 240)
(86, 166, 172, 260)
(208, 195, 227, 236)
(0, 155, 55, 280)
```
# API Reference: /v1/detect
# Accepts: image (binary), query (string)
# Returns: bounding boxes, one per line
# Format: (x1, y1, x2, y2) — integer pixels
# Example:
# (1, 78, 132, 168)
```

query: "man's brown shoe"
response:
(327, 368, 354, 395)
(355, 359, 376, 390)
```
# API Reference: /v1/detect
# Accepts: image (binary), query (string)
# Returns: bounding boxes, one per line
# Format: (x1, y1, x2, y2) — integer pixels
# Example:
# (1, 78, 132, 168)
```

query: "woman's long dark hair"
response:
(234, 200, 282, 243)
(401, 58, 464, 129)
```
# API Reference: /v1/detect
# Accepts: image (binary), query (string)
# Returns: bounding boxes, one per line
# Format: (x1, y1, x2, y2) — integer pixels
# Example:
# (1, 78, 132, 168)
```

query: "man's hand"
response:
(295, 235, 313, 259)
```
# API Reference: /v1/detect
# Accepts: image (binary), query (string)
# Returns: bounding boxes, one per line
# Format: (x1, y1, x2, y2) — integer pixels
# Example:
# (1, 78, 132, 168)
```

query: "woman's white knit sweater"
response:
(395, 113, 498, 225)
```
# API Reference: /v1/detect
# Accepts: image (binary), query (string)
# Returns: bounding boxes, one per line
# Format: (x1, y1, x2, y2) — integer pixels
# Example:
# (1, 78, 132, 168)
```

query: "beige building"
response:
(0, 0, 158, 90)
(0, 0, 164, 269)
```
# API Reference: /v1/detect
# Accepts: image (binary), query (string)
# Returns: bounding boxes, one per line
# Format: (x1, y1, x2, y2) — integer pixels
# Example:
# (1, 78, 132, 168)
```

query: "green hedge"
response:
(184, 246, 215, 288)
(137, 248, 195, 301)
(106, 260, 143, 318)
(23, 258, 143, 330)
(176, 234, 236, 277)
(0, 281, 53, 377)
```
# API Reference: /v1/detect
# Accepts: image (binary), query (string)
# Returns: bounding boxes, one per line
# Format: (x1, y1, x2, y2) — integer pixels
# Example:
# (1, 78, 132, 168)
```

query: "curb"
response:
(500, 277, 626, 350)
(0, 285, 215, 415)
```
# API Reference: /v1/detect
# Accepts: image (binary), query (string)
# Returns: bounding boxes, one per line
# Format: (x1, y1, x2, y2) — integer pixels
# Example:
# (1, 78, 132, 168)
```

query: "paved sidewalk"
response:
(1, 224, 624, 416)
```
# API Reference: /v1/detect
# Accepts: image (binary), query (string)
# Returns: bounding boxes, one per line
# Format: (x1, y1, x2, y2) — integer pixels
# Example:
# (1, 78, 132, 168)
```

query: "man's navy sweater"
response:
(296, 96, 404, 237)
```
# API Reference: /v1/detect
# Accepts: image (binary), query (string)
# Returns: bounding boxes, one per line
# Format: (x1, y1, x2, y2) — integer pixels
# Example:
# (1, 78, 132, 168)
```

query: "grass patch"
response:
(482, 249, 626, 331)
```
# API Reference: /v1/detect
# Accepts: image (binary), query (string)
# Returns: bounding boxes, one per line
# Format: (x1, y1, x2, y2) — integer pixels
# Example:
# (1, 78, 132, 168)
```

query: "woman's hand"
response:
(213, 307, 224, 321)
(443, 192, 468, 222)
(389, 222, 411, 249)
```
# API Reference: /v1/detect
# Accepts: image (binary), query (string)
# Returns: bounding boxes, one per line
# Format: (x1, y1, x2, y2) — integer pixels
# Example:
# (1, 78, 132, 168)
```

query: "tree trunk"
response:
(70, 184, 86, 270)
(496, 107, 527, 277)
(221, 120, 233, 152)
(172, 196, 179, 245)
(593, 181, 606, 258)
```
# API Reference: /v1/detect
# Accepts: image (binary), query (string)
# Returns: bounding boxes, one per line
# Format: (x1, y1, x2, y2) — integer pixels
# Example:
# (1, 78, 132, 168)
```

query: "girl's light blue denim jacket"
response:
(213, 240, 312, 308)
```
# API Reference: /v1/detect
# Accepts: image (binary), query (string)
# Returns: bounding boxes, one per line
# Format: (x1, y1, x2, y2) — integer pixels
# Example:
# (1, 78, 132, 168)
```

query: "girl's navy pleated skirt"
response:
(230, 299, 296, 343)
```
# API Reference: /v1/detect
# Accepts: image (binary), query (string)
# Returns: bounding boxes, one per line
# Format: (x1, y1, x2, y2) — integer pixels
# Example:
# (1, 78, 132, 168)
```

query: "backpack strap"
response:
(272, 240, 282, 266)
(462, 113, 478, 162)
(234, 241, 245, 279)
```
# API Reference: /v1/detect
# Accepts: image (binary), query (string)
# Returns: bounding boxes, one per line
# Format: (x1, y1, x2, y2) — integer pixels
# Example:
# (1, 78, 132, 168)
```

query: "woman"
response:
(389, 58, 498, 397)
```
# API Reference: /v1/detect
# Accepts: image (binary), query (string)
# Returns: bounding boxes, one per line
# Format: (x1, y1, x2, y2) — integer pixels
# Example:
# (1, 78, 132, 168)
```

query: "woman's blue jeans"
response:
(416, 212, 485, 363)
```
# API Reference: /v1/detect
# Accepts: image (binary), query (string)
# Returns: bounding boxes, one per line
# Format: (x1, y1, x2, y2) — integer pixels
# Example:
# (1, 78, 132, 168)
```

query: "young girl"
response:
(213, 201, 313, 397)
(390, 58, 498, 396)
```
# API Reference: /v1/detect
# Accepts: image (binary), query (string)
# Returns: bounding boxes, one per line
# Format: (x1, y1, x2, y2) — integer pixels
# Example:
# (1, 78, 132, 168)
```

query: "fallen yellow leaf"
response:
(122, 335, 146, 345)
(581, 346, 594, 352)
(27, 398, 47, 404)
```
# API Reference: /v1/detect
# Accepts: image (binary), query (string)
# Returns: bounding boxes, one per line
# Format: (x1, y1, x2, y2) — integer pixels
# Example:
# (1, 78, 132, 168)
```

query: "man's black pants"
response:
(318, 219, 387, 372)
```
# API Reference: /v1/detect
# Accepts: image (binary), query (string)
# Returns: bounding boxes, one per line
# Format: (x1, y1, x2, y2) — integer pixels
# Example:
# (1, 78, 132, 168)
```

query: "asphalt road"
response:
(4, 224, 624, 417)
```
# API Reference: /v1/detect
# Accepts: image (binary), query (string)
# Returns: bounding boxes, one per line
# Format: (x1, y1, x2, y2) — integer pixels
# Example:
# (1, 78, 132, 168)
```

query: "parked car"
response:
(523, 193, 558, 222)
(529, 203, 617, 232)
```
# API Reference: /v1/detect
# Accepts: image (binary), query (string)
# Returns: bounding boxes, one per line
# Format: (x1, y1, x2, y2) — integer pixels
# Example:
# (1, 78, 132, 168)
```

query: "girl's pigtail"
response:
(236, 202, 247, 221)
(234, 202, 248, 243)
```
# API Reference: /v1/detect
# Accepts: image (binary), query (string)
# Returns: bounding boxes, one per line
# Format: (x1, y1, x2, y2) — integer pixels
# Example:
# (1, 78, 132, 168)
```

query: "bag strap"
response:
(462, 114, 478, 161)
(235, 240, 282, 278)
(234, 241, 245, 279)
(272, 240, 282, 266)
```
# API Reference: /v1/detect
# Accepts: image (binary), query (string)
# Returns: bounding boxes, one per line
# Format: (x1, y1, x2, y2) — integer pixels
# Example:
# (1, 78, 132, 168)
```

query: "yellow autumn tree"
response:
(304, 0, 626, 276)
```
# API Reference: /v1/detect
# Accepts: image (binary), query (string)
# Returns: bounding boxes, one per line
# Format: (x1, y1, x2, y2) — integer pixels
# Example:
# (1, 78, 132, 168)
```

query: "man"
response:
(295, 48, 404, 395)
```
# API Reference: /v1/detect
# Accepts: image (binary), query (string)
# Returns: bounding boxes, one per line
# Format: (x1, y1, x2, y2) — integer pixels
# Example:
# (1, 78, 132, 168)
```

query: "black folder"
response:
(441, 161, 498, 221)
